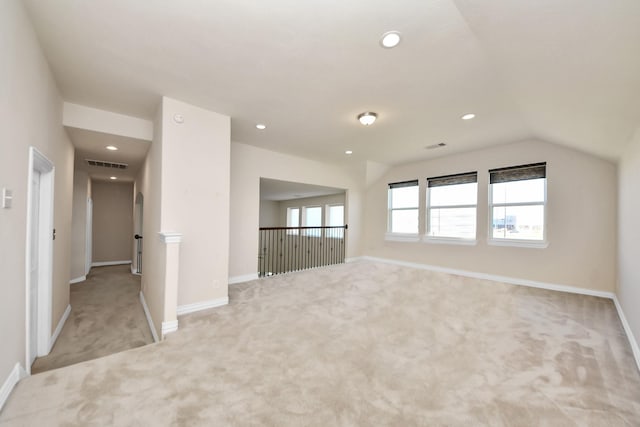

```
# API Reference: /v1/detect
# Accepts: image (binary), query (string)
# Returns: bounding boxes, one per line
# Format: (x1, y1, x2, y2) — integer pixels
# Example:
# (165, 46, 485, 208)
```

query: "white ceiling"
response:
(67, 127, 150, 182)
(24, 0, 640, 165)
(260, 179, 344, 201)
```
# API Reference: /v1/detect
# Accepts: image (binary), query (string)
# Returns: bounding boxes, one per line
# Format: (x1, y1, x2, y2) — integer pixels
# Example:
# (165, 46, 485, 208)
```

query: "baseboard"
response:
(361, 256, 615, 299)
(69, 275, 86, 284)
(139, 291, 159, 343)
(345, 257, 365, 263)
(49, 304, 71, 353)
(91, 260, 132, 267)
(612, 295, 640, 373)
(130, 265, 141, 276)
(177, 297, 229, 316)
(161, 320, 178, 336)
(0, 363, 27, 412)
(229, 273, 258, 285)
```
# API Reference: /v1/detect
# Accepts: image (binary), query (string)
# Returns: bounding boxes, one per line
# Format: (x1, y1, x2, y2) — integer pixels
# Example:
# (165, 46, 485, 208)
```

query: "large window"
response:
(302, 206, 322, 236)
(427, 172, 477, 240)
(286, 207, 300, 234)
(388, 180, 419, 234)
(326, 204, 344, 238)
(489, 162, 546, 242)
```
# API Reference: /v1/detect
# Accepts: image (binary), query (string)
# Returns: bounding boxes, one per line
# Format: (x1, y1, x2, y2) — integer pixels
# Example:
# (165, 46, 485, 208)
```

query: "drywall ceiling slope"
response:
(24, 0, 640, 165)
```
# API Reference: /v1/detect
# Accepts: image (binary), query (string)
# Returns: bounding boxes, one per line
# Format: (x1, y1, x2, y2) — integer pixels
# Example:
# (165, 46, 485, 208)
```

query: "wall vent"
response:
(86, 159, 128, 169)
(425, 143, 447, 150)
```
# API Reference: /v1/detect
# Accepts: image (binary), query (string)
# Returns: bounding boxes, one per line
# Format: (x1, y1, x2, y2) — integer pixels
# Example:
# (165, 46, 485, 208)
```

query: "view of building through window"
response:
(490, 178, 545, 240)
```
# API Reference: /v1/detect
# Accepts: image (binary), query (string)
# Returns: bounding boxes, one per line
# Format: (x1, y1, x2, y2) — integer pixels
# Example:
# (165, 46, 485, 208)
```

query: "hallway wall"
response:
(0, 0, 74, 389)
(91, 180, 134, 263)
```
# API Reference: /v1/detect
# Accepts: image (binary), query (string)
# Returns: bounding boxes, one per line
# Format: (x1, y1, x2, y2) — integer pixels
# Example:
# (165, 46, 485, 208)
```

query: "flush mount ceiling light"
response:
(357, 112, 377, 126)
(345, 150, 353, 155)
(109, 176, 117, 180)
(461, 113, 476, 120)
(380, 31, 402, 48)
(256, 124, 266, 130)
(105, 145, 118, 151)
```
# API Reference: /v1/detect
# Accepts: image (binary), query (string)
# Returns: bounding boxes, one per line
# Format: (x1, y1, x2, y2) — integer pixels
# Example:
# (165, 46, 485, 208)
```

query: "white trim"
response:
(162, 320, 179, 335)
(91, 260, 132, 267)
(612, 295, 640, 373)
(0, 363, 27, 412)
(25, 147, 55, 372)
(384, 232, 420, 242)
(139, 291, 159, 343)
(487, 238, 549, 249)
(345, 257, 365, 263)
(360, 256, 615, 299)
(158, 231, 183, 244)
(177, 297, 229, 315)
(423, 236, 478, 246)
(229, 274, 258, 285)
(49, 304, 71, 352)
(130, 265, 141, 276)
(69, 275, 86, 284)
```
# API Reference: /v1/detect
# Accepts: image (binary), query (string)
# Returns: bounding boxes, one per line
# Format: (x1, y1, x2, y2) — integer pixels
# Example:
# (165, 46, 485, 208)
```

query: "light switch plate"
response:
(2, 188, 13, 209)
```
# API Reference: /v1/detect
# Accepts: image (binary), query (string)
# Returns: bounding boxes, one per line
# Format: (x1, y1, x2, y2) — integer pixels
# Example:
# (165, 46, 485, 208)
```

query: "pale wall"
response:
(137, 104, 165, 339)
(230, 142, 365, 279)
(277, 193, 346, 227)
(0, 0, 73, 380)
(259, 200, 280, 228)
(618, 128, 640, 350)
(70, 169, 89, 280)
(91, 181, 134, 263)
(363, 139, 617, 292)
(160, 97, 231, 307)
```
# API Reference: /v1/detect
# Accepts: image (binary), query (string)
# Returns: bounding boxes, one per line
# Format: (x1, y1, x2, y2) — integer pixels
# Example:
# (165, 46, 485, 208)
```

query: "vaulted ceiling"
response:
(24, 0, 640, 166)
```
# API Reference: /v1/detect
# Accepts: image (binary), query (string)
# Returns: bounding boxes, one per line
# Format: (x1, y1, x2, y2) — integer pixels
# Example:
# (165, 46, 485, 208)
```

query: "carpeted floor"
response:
(31, 265, 154, 374)
(2, 260, 639, 426)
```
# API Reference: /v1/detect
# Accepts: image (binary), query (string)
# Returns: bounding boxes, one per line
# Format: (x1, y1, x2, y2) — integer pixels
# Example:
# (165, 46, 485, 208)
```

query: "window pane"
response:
(287, 208, 299, 227)
(492, 205, 544, 240)
(303, 207, 322, 227)
(429, 183, 477, 207)
(391, 209, 418, 234)
(390, 186, 418, 209)
(327, 205, 344, 226)
(492, 178, 545, 204)
(429, 207, 476, 238)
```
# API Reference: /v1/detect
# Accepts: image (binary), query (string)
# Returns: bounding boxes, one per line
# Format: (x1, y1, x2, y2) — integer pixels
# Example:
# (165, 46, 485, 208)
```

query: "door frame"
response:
(85, 196, 92, 275)
(25, 147, 55, 373)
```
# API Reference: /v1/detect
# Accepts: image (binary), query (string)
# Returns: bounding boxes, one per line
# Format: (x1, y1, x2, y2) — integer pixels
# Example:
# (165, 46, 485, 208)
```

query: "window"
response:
(286, 207, 299, 234)
(388, 180, 419, 234)
(326, 204, 345, 238)
(489, 162, 546, 243)
(427, 172, 477, 240)
(302, 206, 322, 236)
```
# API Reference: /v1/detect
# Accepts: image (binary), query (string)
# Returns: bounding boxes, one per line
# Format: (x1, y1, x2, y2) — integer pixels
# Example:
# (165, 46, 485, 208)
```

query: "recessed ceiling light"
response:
(380, 31, 402, 48)
(110, 176, 117, 180)
(256, 124, 266, 130)
(461, 113, 476, 120)
(345, 150, 353, 155)
(357, 112, 377, 126)
(105, 145, 118, 151)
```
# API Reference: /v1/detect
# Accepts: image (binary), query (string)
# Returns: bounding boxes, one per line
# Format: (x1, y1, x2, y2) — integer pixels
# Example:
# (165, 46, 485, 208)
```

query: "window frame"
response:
(386, 180, 420, 240)
(425, 172, 478, 244)
(487, 163, 548, 248)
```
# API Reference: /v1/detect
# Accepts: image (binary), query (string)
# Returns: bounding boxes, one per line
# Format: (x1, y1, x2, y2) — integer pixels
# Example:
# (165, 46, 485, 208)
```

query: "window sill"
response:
(385, 233, 420, 242)
(488, 239, 549, 249)
(422, 236, 478, 246)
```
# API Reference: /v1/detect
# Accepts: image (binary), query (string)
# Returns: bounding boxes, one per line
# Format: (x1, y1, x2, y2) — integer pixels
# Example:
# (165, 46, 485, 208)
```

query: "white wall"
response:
(160, 97, 231, 308)
(0, 0, 74, 384)
(259, 200, 280, 227)
(363, 139, 617, 292)
(618, 128, 640, 351)
(230, 142, 365, 280)
(70, 169, 89, 280)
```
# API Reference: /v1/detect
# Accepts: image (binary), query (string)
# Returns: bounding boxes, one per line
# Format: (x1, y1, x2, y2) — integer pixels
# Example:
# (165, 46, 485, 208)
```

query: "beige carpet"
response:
(31, 265, 154, 374)
(2, 260, 639, 426)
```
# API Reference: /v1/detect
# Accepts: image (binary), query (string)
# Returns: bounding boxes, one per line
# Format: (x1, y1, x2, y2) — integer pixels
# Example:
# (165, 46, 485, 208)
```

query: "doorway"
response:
(133, 193, 143, 274)
(26, 147, 54, 373)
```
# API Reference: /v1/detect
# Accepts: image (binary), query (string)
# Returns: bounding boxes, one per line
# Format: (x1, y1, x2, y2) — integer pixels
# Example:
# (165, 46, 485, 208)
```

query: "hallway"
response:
(31, 265, 154, 374)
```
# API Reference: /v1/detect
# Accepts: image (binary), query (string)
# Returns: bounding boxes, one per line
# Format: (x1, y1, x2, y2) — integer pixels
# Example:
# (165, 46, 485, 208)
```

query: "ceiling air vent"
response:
(86, 159, 128, 169)
(425, 143, 447, 150)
